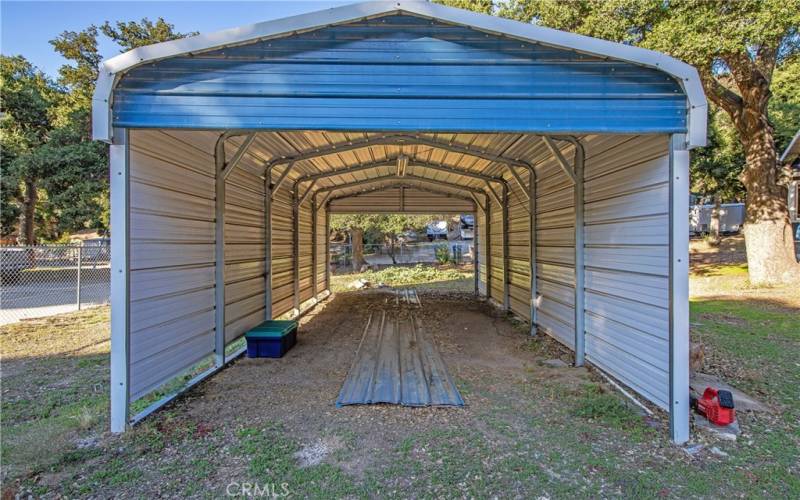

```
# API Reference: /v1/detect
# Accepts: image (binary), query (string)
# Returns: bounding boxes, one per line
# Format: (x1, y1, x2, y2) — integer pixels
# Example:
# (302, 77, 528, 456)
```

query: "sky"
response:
(1, 0, 349, 78)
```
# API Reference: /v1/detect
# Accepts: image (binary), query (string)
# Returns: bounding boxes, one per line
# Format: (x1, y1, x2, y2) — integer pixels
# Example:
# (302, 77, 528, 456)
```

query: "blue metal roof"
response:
(112, 14, 687, 134)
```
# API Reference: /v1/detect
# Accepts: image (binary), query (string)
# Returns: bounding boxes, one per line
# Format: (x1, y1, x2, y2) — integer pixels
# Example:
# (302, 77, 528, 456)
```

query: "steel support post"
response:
(292, 186, 300, 315)
(669, 134, 691, 444)
(502, 183, 510, 311)
(325, 207, 331, 292)
(76, 244, 83, 310)
(109, 128, 130, 433)
(264, 174, 272, 319)
(529, 167, 537, 335)
(574, 144, 586, 366)
(485, 199, 491, 300)
(473, 209, 479, 296)
(214, 137, 226, 367)
(312, 196, 318, 298)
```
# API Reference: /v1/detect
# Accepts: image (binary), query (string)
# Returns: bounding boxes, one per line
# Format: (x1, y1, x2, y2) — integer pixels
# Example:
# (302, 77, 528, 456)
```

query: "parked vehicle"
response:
(426, 220, 448, 241)
(0, 247, 32, 278)
(460, 214, 474, 240)
(81, 238, 111, 261)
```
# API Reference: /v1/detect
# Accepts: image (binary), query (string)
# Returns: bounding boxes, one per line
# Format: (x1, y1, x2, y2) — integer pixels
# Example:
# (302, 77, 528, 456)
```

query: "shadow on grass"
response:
(690, 262, 748, 277)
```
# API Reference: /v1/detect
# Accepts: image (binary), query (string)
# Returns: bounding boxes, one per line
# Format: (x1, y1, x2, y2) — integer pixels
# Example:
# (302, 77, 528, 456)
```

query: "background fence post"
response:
(76, 244, 83, 311)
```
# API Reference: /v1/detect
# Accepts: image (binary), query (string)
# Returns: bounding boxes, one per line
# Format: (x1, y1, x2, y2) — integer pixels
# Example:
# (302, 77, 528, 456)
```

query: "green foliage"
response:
(331, 213, 432, 234)
(49, 26, 101, 126)
(361, 264, 467, 285)
(13, 125, 109, 236)
(101, 18, 198, 52)
(691, 108, 745, 201)
(0, 56, 56, 236)
(434, 0, 494, 14)
(770, 56, 800, 152)
(331, 213, 437, 245)
(434, 244, 450, 264)
(2, 19, 194, 241)
(498, 1, 800, 271)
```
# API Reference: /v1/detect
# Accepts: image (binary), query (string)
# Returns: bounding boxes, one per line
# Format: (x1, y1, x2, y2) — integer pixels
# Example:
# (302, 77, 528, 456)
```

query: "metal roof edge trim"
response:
(92, 0, 707, 148)
(779, 130, 800, 163)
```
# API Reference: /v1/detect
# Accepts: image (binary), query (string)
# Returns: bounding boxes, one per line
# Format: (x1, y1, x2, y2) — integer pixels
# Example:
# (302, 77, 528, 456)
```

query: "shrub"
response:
(434, 244, 450, 264)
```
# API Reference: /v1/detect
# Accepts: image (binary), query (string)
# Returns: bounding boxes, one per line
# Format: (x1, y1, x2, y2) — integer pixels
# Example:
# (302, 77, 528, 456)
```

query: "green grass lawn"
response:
(1, 261, 798, 497)
(330, 263, 474, 293)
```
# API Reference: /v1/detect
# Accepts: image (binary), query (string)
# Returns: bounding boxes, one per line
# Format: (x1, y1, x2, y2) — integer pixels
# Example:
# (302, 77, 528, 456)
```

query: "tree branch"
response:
(699, 71, 743, 120)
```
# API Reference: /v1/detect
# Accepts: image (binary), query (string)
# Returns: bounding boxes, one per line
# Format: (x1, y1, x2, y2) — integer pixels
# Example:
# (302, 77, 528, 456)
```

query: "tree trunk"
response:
(21, 179, 37, 245)
(709, 194, 721, 246)
(388, 235, 397, 264)
(351, 227, 365, 272)
(739, 122, 800, 285)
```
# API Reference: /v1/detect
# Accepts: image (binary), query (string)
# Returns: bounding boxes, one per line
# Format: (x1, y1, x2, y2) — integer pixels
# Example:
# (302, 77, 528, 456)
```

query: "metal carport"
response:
(93, 1, 707, 443)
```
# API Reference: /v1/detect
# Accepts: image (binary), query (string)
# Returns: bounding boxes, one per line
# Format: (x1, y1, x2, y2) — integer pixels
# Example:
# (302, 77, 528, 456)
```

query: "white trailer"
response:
(689, 203, 745, 235)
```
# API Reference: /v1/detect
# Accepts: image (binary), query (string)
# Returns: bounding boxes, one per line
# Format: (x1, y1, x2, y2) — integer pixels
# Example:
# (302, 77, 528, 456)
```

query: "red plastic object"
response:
(696, 387, 735, 425)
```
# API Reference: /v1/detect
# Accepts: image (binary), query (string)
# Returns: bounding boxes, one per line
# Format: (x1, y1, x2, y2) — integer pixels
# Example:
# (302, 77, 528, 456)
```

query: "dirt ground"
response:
(153, 290, 596, 490)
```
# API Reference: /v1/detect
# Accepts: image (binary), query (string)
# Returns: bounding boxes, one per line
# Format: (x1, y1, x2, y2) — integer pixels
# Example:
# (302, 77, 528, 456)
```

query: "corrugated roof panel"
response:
(113, 14, 687, 134)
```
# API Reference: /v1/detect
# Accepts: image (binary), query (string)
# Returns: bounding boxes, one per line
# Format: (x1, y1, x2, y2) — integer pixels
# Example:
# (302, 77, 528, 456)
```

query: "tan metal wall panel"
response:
(297, 202, 314, 303)
(535, 146, 576, 348)
(222, 139, 266, 344)
(488, 196, 505, 301)
(128, 130, 217, 400)
(271, 185, 295, 318)
(316, 205, 328, 291)
(476, 208, 488, 295)
(582, 134, 671, 409)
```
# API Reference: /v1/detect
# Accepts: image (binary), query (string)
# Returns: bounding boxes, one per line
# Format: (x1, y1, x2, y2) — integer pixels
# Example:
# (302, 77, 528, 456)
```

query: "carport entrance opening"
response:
(118, 128, 683, 435)
(97, 1, 705, 443)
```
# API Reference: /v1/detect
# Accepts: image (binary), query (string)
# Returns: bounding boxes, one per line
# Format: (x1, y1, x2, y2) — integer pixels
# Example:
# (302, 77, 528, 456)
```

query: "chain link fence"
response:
(0, 241, 110, 325)
(330, 240, 473, 271)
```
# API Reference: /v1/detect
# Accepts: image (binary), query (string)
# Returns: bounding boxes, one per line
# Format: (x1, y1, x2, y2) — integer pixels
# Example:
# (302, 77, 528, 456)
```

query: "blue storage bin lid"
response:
(246, 330, 291, 339)
(245, 320, 297, 338)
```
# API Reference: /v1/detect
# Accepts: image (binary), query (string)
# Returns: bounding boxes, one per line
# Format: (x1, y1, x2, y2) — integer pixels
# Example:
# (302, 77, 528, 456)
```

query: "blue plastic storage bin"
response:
(245, 320, 297, 358)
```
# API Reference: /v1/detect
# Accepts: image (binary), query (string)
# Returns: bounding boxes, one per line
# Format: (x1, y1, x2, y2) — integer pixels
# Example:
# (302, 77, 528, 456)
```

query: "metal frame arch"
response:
(325, 183, 479, 209)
